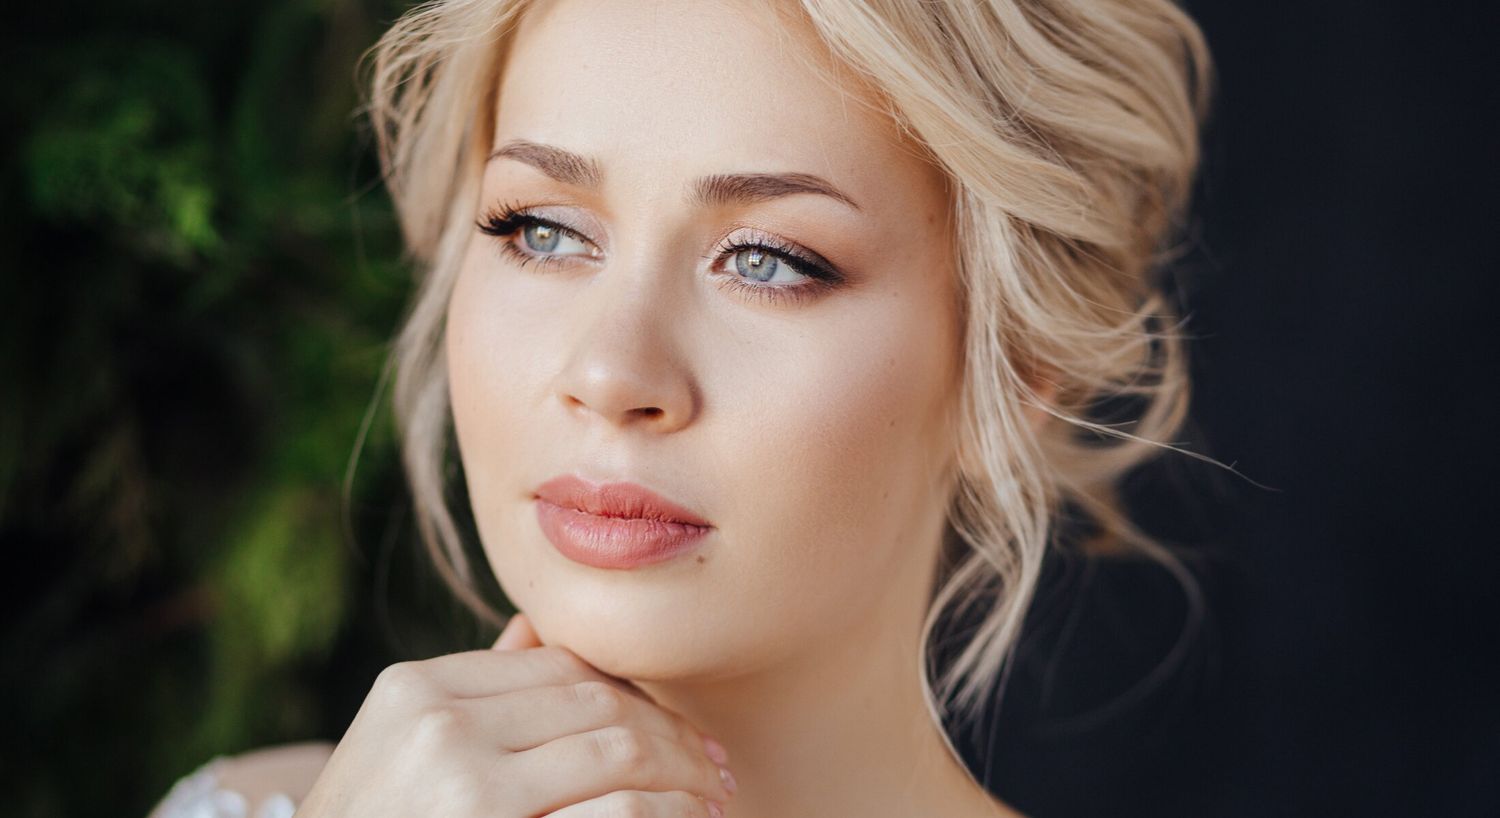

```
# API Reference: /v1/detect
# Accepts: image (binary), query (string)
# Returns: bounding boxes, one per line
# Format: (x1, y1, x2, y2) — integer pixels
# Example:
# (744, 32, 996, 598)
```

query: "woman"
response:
(150, 0, 1213, 815)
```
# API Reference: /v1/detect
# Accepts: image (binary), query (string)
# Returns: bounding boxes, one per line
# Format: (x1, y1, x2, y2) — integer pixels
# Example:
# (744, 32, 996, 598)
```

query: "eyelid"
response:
(481, 202, 604, 247)
(712, 226, 845, 284)
(479, 206, 604, 262)
(532, 218, 600, 256)
(477, 204, 846, 302)
(523, 214, 601, 253)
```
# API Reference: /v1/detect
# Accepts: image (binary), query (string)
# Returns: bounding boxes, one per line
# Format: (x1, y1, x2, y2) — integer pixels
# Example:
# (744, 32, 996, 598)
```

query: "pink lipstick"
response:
(533, 474, 714, 569)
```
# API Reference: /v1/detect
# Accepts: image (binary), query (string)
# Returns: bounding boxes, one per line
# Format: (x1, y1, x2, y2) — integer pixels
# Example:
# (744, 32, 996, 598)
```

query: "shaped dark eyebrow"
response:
(488, 139, 603, 188)
(692, 172, 861, 212)
(487, 139, 862, 212)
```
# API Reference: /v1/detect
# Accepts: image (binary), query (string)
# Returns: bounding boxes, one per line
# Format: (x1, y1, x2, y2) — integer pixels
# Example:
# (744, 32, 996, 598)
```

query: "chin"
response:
(490, 519, 789, 683)
(523, 585, 752, 683)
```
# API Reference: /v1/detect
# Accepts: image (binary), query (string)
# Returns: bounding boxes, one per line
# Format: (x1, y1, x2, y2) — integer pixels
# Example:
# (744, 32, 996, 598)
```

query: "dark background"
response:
(3, 2, 1495, 817)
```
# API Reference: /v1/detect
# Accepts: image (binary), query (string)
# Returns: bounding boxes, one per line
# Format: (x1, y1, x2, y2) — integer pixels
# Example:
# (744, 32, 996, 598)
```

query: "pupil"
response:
(737, 248, 778, 282)
(525, 223, 560, 252)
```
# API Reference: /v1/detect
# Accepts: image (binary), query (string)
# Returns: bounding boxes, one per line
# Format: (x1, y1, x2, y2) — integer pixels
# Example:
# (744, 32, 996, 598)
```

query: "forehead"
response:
(492, 0, 941, 202)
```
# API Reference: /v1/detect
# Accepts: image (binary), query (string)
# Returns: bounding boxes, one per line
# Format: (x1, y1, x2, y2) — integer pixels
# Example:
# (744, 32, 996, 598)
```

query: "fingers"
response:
(506, 726, 737, 816)
(494, 612, 541, 651)
(404, 641, 639, 701)
(445, 681, 718, 756)
(541, 790, 725, 818)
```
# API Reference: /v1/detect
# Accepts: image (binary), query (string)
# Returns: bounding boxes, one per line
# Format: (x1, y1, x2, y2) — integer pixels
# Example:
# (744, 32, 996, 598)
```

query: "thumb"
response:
(493, 611, 542, 651)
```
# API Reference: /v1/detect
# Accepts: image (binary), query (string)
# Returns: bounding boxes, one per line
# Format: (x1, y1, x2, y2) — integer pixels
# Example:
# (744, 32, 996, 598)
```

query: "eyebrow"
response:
(487, 139, 862, 212)
(488, 139, 603, 188)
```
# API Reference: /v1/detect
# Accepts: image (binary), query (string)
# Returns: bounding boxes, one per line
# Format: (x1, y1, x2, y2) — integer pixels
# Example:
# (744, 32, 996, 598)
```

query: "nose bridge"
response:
(552, 251, 698, 432)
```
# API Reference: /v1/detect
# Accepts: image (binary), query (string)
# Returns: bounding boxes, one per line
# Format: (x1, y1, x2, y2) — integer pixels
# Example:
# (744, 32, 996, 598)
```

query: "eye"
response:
(476, 204, 847, 306)
(728, 247, 802, 285)
(708, 231, 846, 306)
(476, 204, 601, 269)
(518, 221, 591, 255)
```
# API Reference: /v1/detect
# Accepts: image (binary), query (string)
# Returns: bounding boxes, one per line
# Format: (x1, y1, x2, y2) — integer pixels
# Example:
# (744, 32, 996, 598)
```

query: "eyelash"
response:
(475, 202, 845, 307)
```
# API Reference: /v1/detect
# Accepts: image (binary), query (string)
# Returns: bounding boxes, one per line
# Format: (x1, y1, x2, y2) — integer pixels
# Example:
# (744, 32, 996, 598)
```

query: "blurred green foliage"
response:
(0, 3, 506, 816)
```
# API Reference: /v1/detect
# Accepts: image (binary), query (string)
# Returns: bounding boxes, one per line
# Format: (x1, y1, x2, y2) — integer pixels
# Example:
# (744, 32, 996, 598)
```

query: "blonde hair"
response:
(361, 0, 1215, 740)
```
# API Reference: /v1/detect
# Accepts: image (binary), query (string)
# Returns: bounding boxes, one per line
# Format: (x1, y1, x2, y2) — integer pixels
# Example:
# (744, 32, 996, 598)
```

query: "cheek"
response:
(444, 250, 560, 594)
(447, 261, 525, 474)
(704, 288, 960, 645)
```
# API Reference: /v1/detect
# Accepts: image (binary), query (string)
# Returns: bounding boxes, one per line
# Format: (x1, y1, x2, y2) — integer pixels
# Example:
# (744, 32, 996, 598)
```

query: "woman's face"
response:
(447, 0, 963, 681)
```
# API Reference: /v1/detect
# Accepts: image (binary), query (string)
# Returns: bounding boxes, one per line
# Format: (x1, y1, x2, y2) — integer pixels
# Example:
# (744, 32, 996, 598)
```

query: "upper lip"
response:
(533, 474, 713, 527)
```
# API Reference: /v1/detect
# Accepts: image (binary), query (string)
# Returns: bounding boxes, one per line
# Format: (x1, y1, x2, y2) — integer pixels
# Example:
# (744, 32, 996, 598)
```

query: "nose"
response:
(551, 270, 699, 434)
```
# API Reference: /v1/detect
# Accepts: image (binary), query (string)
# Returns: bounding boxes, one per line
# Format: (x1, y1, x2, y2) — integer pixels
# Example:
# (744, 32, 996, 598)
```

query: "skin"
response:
(304, 0, 1038, 815)
(299, 614, 738, 816)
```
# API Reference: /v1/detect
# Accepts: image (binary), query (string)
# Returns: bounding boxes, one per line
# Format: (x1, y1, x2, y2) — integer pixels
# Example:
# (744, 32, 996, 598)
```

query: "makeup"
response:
(532, 475, 714, 569)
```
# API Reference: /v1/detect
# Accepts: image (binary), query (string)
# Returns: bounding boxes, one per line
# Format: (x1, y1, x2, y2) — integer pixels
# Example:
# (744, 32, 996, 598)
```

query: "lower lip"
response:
(534, 499, 712, 569)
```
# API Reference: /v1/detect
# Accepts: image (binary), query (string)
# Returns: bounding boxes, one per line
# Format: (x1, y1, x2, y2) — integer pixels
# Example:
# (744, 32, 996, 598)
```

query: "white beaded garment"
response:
(149, 757, 298, 818)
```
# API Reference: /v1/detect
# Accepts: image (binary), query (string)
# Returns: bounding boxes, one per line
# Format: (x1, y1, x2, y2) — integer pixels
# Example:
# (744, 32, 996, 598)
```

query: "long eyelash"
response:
(475, 203, 844, 305)
(475, 202, 586, 272)
(709, 233, 845, 306)
(713, 234, 844, 286)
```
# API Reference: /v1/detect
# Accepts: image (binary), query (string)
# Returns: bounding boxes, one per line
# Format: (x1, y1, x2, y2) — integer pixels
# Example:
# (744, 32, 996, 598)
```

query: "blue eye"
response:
(477, 206, 600, 269)
(715, 232, 843, 292)
(522, 222, 560, 252)
(476, 204, 847, 306)
(520, 221, 592, 256)
(734, 247, 798, 284)
(710, 240, 844, 307)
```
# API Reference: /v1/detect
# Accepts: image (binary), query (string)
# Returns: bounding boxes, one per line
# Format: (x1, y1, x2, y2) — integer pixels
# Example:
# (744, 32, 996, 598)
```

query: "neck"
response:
(633, 561, 1019, 818)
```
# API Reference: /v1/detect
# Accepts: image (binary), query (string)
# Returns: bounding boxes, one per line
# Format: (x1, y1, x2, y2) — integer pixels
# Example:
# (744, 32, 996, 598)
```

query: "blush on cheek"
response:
(722, 316, 953, 623)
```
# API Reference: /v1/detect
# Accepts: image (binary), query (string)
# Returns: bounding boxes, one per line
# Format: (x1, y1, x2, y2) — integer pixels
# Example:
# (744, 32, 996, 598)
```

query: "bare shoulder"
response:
(148, 741, 336, 818)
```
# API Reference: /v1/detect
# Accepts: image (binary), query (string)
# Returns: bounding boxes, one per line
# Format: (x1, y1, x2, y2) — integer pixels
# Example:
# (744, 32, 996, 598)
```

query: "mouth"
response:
(532, 474, 714, 570)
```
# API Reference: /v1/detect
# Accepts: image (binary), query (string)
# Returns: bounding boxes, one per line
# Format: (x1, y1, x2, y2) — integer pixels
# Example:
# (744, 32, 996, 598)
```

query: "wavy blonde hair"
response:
(360, 0, 1215, 736)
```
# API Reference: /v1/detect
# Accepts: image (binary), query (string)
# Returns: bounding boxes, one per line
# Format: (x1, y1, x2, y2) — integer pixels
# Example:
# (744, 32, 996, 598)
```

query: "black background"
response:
(956, 3, 1499, 816)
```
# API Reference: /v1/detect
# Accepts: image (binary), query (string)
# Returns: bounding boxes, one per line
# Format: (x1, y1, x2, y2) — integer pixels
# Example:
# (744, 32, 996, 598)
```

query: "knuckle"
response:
(412, 704, 467, 746)
(594, 725, 651, 774)
(374, 661, 426, 700)
(575, 680, 625, 722)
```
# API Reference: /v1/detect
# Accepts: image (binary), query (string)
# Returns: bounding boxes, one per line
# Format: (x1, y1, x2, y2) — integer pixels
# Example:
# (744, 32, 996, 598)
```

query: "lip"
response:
(532, 474, 714, 570)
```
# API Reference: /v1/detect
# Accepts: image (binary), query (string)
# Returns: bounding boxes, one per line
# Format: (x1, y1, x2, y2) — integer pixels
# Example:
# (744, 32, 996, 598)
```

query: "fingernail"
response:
(718, 766, 738, 795)
(707, 800, 725, 818)
(702, 735, 729, 765)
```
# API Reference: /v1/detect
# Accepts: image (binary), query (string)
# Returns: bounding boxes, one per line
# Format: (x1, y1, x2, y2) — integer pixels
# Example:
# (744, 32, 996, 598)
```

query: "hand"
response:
(297, 613, 735, 817)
